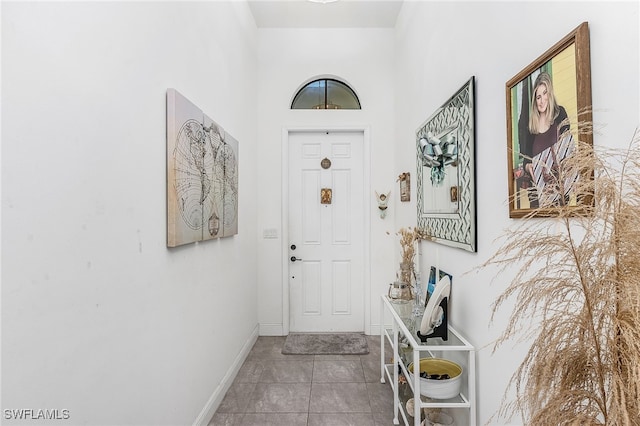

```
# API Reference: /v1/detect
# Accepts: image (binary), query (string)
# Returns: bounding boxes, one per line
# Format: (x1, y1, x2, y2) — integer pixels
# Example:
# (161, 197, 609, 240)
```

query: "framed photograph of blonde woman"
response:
(506, 22, 593, 218)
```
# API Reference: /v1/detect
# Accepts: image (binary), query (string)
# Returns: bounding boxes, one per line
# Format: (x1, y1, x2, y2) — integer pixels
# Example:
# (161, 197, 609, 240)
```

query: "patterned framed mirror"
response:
(416, 77, 477, 252)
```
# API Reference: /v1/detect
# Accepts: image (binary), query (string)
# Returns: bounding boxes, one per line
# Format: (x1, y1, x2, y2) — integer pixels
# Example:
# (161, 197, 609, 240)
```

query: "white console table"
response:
(380, 295, 476, 425)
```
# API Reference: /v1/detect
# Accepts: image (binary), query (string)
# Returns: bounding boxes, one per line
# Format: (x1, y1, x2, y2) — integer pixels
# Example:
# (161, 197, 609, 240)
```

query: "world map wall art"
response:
(166, 89, 239, 247)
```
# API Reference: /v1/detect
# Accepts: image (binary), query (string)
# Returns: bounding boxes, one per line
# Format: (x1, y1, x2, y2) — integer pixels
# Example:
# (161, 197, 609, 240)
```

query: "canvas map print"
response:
(167, 89, 238, 247)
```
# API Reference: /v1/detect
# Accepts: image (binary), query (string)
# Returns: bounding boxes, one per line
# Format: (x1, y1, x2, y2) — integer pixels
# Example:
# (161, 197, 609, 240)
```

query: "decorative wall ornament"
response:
(166, 89, 239, 247)
(375, 191, 390, 219)
(419, 129, 458, 185)
(416, 77, 476, 252)
(450, 186, 459, 203)
(321, 188, 332, 204)
(398, 172, 410, 202)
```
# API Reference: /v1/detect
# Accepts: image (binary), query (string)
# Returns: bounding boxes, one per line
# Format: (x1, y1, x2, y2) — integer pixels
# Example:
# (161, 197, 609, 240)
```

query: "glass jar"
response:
(389, 281, 413, 302)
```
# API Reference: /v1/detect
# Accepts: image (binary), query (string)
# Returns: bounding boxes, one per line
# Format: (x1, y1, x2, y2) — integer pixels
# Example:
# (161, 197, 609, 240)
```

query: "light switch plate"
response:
(263, 228, 278, 239)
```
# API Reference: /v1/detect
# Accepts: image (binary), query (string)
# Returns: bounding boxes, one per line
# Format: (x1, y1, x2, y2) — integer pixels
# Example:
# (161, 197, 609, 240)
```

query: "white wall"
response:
(255, 28, 398, 336)
(2, 2, 258, 425)
(395, 1, 639, 424)
(3, 1, 639, 425)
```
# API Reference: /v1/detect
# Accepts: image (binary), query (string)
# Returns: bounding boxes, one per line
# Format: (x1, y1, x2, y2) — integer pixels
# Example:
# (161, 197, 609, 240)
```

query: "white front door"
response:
(288, 131, 365, 332)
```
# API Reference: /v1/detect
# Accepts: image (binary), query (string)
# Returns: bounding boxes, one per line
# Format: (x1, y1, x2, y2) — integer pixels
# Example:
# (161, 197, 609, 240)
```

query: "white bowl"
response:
(407, 358, 462, 399)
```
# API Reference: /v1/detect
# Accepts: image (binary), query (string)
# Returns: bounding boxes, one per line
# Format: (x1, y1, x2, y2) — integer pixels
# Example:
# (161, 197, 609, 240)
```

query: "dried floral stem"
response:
(395, 227, 429, 283)
(482, 128, 640, 425)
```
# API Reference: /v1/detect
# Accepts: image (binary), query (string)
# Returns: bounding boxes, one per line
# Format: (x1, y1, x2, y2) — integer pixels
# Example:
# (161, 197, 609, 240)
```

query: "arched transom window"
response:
(291, 78, 361, 110)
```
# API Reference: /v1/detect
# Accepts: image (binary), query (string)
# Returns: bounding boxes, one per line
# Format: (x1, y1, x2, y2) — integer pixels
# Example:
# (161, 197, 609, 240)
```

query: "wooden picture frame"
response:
(506, 22, 592, 218)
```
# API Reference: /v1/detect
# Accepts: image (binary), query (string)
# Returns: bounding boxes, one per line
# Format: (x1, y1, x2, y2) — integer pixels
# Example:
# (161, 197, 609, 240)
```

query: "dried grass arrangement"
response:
(394, 227, 430, 283)
(485, 129, 640, 425)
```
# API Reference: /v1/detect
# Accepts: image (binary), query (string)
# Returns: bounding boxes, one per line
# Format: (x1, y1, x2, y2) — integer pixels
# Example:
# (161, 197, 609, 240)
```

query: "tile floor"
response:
(209, 335, 399, 426)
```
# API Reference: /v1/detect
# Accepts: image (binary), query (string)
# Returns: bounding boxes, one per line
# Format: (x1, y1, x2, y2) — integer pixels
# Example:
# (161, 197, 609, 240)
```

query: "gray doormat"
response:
(282, 333, 369, 355)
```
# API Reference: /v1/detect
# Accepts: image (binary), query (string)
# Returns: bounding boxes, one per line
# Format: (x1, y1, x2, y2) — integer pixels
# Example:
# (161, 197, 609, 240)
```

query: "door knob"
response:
(290, 256, 303, 262)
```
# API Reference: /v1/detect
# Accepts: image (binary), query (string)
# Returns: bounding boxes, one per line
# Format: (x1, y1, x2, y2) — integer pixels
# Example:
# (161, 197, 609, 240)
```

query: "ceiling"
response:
(247, 0, 405, 28)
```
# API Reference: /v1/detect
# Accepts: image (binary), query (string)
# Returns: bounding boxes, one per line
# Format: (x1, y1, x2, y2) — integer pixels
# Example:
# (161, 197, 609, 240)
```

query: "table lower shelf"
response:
(384, 364, 471, 408)
(381, 295, 476, 425)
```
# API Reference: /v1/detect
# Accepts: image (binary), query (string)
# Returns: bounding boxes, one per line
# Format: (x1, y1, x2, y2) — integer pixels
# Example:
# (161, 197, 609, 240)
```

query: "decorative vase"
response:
(398, 261, 413, 284)
(412, 271, 424, 317)
(388, 261, 415, 303)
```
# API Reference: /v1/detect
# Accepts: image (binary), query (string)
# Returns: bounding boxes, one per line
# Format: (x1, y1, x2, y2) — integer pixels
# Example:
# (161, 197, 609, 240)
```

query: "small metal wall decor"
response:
(375, 191, 390, 219)
(321, 157, 332, 169)
(398, 172, 410, 202)
(321, 188, 332, 204)
(450, 186, 458, 202)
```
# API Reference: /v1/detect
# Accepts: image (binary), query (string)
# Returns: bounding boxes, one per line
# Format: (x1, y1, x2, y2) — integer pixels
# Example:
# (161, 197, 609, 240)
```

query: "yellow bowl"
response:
(407, 358, 462, 399)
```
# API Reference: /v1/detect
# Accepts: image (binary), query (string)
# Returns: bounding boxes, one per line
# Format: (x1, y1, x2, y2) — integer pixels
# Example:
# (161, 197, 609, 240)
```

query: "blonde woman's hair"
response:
(528, 72, 560, 134)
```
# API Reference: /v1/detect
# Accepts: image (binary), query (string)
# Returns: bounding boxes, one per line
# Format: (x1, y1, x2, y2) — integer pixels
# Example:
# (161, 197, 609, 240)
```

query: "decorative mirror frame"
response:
(416, 77, 477, 252)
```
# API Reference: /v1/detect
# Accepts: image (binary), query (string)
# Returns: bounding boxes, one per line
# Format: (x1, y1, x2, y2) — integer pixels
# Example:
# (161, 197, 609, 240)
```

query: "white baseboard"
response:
(369, 322, 386, 335)
(258, 323, 382, 336)
(192, 324, 259, 426)
(259, 322, 285, 336)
